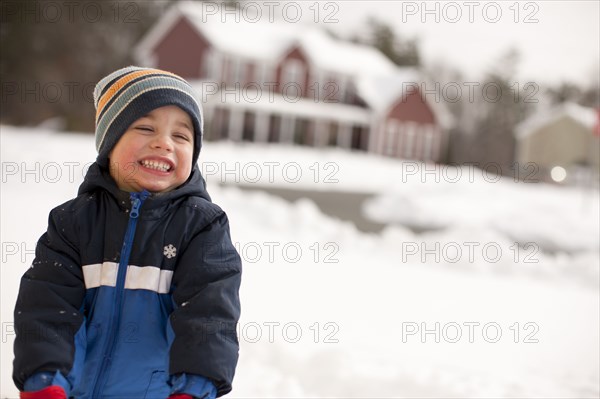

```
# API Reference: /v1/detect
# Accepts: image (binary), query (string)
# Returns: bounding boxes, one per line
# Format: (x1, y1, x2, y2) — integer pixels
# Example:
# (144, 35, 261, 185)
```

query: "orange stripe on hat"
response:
(95, 69, 182, 121)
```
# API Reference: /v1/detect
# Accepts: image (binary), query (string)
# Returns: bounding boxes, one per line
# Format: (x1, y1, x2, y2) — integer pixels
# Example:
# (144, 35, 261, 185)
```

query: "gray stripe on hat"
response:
(93, 66, 145, 108)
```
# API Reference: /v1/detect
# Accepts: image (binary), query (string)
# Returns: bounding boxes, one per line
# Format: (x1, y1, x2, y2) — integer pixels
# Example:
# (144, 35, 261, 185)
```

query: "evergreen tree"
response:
(365, 17, 420, 67)
(468, 49, 535, 176)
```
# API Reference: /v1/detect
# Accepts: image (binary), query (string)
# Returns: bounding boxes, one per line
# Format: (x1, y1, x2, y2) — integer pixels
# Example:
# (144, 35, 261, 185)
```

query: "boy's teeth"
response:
(141, 160, 170, 172)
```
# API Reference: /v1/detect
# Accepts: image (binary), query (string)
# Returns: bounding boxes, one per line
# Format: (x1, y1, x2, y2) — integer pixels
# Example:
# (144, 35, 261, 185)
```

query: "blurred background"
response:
(1, 0, 599, 398)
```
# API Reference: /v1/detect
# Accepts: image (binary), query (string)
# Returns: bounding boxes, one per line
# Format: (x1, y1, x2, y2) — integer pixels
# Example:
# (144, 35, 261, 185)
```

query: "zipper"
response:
(91, 190, 149, 398)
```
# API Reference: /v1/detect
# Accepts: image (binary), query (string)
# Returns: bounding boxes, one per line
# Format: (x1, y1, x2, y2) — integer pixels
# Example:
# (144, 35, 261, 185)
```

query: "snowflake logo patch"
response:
(163, 244, 177, 259)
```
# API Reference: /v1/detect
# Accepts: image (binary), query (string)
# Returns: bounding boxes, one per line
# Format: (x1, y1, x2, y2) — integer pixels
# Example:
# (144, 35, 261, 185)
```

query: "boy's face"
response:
(109, 105, 194, 193)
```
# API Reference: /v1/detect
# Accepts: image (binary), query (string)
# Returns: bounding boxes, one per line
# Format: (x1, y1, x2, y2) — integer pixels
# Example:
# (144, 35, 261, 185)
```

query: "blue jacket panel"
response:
(13, 163, 242, 398)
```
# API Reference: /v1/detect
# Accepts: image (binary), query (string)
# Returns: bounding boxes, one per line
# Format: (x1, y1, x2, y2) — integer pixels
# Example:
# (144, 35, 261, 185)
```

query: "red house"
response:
(134, 1, 451, 161)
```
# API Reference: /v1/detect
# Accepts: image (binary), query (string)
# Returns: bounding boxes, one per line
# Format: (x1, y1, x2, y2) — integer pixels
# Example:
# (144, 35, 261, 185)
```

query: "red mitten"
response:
(20, 386, 67, 399)
(168, 395, 194, 399)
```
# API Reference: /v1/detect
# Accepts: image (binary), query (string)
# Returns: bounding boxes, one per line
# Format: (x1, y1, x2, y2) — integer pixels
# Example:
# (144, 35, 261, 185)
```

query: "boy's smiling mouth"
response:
(139, 158, 173, 172)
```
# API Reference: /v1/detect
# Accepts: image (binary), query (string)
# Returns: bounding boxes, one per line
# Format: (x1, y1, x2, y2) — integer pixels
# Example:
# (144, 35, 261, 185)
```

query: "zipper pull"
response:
(129, 190, 149, 219)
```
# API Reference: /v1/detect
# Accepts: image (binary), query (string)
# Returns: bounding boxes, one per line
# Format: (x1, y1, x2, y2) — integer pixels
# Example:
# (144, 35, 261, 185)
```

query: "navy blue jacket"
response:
(13, 163, 242, 398)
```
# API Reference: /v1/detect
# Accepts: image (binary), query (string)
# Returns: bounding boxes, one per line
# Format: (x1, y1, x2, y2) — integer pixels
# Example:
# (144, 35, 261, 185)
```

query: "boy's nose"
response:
(151, 133, 174, 151)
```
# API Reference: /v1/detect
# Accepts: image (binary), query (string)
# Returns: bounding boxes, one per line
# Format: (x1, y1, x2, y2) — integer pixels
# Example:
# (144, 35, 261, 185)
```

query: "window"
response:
(268, 115, 281, 142)
(422, 125, 435, 161)
(281, 59, 306, 93)
(403, 123, 416, 159)
(294, 118, 310, 145)
(323, 74, 338, 103)
(242, 112, 255, 141)
(351, 125, 365, 151)
(257, 63, 275, 93)
(224, 56, 243, 85)
(209, 107, 230, 141)
(202, 50, 220, 80)
(280, 115, 295, 143)
(336, 75, 347, 104)
(328, 123, 338, 146)
(233, 58, 243, 85)
(385, 120, 399, 156)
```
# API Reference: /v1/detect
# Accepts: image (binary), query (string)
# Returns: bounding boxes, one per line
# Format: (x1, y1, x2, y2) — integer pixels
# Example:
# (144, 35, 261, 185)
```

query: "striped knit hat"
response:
(93, 66, 203, 168)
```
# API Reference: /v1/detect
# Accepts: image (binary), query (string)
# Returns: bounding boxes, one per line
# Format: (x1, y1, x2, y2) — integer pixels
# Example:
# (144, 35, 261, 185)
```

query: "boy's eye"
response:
(174, 133, 192, 142)
(135, 126, 153, 132)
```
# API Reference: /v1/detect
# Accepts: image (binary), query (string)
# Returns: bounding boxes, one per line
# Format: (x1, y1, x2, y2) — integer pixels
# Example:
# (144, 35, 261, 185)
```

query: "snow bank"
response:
(1, 126, 598, 398)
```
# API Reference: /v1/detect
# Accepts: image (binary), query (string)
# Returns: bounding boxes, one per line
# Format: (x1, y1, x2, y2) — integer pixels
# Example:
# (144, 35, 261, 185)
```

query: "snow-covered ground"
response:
(1, 125, 599, 398)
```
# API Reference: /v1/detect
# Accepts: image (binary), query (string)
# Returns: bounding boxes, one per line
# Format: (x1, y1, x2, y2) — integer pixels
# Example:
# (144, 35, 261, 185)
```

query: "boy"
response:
(12, 66, 242, 399)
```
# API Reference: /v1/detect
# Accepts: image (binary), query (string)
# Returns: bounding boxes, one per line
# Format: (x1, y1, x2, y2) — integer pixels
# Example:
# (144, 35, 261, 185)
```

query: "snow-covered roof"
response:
(297, 29, 396, 77)
(515, 102, 598, 139)
(135, 1, 449, 125)
(354, 68, 421, 111)
(160, 1, 398, 76)
(353, 69, 454, 128)
(180, 2, 299, 61)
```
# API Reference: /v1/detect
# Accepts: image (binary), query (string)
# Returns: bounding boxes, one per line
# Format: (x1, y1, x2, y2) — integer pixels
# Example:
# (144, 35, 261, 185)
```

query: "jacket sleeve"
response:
(13, 206, 86, 392)
(170, 373, 217, 399)
(169, 210, 242, 397)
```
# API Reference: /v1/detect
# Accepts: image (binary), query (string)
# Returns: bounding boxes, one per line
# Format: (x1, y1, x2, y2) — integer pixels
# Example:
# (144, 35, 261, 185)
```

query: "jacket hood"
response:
(78, 162, 212, 204)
